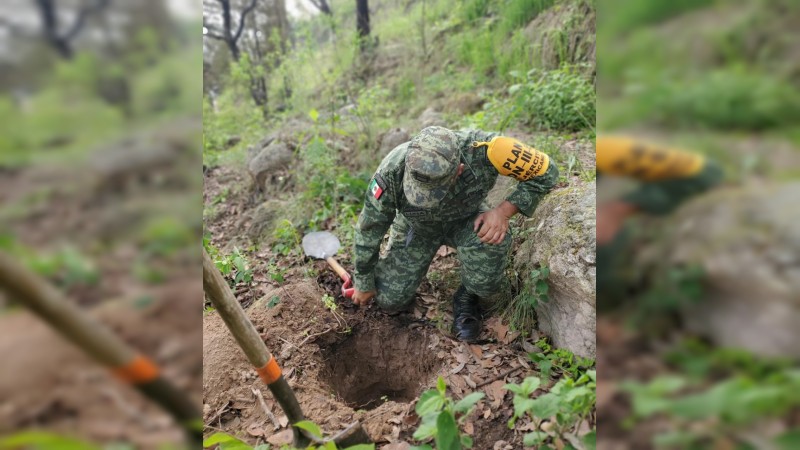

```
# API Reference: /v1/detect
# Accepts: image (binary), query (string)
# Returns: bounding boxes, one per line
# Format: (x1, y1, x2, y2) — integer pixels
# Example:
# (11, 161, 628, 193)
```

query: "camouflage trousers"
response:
(373, 214, 511, 312)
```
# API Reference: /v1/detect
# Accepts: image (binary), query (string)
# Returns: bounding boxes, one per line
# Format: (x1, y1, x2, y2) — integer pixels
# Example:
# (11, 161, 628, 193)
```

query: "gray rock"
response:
(514, 183, 597, 358)
(379, 128, 410, 157)
(659, 183, 800, 358)
(418, 107, 446, 128)
(247, 141, 293, 192)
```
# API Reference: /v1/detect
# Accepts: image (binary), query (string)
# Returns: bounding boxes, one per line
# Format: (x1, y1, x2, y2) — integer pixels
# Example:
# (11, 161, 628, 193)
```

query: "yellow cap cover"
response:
(476, 136, 550, 181)
(596, 136, 704, 181)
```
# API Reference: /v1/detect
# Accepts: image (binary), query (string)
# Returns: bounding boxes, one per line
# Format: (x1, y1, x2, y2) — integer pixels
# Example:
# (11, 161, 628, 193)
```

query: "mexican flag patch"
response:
(369, 174, 385, 200)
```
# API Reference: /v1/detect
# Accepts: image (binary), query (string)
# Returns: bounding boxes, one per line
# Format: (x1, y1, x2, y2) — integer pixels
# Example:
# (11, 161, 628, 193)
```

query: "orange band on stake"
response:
(256, 357, 282, 384)
(111, 354, 160, 384)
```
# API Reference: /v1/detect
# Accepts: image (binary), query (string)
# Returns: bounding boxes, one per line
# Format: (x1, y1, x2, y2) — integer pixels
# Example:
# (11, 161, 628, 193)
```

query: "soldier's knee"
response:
(374, 288, 415, 312)
(375, 278, 417, 312)
(463, 276, 505, 298)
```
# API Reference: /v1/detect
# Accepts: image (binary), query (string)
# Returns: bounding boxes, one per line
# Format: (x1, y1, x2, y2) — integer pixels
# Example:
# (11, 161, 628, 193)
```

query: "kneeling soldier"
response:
(352, 126, 558, 342)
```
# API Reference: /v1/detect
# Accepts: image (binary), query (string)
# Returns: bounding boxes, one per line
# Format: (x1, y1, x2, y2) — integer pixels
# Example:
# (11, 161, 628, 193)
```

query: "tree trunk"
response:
(356, 0, 371, 53)
(36, 0, 74, 59)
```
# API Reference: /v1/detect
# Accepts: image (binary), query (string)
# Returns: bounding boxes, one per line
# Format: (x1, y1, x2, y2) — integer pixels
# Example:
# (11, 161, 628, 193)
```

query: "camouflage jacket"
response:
(353, 129, 560, 292)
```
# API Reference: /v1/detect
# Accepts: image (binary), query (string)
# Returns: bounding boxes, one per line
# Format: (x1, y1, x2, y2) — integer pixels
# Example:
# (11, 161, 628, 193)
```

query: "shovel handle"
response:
(325, 257, 355, 299)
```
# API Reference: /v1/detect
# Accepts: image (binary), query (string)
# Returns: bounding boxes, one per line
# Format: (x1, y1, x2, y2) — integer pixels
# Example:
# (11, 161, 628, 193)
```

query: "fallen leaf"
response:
(454, 348, 470, 364)
(420, 294, 436, 305)
(483, 409, 491, 419)
(464, 374, 476, 389)
(503, 331, 521, 344)
(266, 428, 293, 446)
(384, 443, 411, 450)
(487, 380, 506, 408)
(493, 440, 512, 450)
(485, 317, 508, 342)
(469, 345, 483, 358)
(278, 415, 289, 428)
(518, 419, 537, 432)
(450, 362, 466, 375)
(464, 421, 474, 436)
(450, 375, 467, 393)
(247, 424, 266, 437)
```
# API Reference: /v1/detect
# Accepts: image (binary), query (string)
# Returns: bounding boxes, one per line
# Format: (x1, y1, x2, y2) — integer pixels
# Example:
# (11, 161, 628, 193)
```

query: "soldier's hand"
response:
(474, 208, 510, 245)
(597, 201, 638, 245)
(352, 289, 376, 306)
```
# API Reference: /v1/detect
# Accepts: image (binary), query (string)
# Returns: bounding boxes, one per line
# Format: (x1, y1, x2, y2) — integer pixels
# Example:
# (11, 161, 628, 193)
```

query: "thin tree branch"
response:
(233, 0, 259, 43)
(64, 0, 111, 41)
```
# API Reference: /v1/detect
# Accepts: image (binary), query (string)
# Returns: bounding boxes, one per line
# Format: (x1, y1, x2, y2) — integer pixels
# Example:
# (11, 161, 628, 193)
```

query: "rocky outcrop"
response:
(379, 128, 410, 158)
(657, 183, 800, 358)
(247, 140, 293, 193)
(514, 183, 597, 359)
(418, 107, 446, 128)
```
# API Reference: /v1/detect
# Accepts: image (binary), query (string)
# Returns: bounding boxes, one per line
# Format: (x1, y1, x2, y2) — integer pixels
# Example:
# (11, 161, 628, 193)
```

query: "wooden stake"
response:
(202, 248, 309, 448)
(0, 251, 201, 445)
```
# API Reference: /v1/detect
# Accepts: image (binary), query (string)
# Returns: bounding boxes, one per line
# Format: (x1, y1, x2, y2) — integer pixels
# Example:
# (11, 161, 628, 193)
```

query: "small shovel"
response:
(302, 231, 355, 299)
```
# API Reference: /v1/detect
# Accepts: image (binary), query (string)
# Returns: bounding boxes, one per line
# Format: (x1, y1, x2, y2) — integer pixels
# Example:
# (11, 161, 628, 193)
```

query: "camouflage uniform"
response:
(353, 127, 559, 312)
(595, 136, 724, 305)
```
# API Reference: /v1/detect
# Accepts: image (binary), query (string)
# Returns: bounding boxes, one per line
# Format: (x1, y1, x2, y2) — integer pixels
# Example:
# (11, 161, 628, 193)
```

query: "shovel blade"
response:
(302, 231, 341, 260)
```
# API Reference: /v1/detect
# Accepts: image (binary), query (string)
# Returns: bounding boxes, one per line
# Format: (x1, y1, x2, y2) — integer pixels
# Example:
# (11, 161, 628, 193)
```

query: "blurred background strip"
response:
(596, 0, 800, 448)
(0, 0, 202, 449)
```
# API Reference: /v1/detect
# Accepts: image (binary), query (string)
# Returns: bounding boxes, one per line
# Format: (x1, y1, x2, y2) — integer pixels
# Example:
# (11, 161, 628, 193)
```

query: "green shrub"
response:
(622, 371, 800, 448)
(648, 69, 800, 130)
(413, 376, 484, 449)
(497, 0, 555, 36)
(505, 371, 596, 448)
(510, 66, 596, 131)
(460, 0, 491, 24)
(505, 266, 550, 331)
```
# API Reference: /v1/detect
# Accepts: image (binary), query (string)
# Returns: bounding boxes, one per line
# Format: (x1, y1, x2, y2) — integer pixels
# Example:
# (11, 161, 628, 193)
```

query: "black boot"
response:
(452, 285, 481, 342)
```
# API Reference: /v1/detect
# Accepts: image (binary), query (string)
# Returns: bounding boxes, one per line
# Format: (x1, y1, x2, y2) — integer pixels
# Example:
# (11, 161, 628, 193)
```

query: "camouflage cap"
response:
(403, 126, 461, 208)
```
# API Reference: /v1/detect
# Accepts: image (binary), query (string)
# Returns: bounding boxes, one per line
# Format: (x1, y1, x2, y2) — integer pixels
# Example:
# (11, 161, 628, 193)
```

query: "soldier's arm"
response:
(353, 172, 397, 292)
(622, 162, 723, 215)
(597, 136, 724, 215)
(506, 162, 560, 217)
